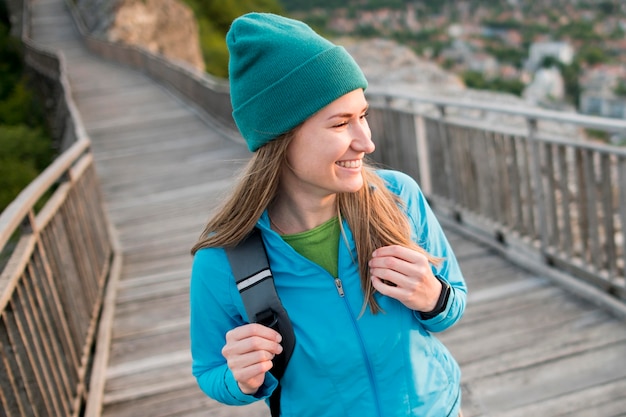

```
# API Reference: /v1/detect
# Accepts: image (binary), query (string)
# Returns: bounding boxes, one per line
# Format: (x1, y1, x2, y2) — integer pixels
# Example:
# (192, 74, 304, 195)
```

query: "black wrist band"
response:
(419, 276, 451, 320)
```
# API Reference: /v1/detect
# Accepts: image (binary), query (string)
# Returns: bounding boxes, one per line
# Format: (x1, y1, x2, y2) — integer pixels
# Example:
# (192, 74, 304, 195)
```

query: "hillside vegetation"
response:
(181, 0, 284, 77)
(0, 2, 54, 212)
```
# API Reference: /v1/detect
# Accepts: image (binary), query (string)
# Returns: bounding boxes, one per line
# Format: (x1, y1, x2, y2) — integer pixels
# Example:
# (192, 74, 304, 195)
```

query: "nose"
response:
(351, 120, 375, 154)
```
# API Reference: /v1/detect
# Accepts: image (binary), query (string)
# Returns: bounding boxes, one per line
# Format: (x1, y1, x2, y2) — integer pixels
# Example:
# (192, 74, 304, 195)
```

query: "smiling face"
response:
(280, 89, 375, 202)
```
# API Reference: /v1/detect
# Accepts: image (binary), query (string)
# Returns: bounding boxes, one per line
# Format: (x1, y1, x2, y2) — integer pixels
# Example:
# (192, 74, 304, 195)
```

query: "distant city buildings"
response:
(316, 3, 626, 120)
(525, 41, 574, 72)
(579, 64, 626, 119)
(523, 66, 565, 105)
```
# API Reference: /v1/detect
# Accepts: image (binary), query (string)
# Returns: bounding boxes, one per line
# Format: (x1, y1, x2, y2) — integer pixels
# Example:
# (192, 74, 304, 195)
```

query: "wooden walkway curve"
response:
(29, 0, 626, 416)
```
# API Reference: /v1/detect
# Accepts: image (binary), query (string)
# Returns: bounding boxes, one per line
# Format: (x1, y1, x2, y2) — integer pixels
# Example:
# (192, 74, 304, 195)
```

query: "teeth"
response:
(336, 160, 361, 168)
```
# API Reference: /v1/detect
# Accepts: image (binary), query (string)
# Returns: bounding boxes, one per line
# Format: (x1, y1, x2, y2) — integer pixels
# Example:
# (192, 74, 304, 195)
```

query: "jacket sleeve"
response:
(382, 170, 468, 333)
(189, 248, 278, 404)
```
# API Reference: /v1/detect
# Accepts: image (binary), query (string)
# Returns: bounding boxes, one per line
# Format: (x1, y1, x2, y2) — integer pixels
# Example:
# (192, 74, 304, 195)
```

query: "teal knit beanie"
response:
(226, 13, 368, 152)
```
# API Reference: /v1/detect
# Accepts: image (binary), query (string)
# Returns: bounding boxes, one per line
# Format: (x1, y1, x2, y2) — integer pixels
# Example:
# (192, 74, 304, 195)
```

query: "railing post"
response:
(414, 112, 432, 196)
(618, 156, 626, 298)
(436, 105, 457, 210)
(527, 118, 549, 255)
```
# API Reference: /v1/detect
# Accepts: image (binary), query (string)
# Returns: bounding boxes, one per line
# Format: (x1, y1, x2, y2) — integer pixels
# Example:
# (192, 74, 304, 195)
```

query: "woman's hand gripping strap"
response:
(226, 228, 296, 381)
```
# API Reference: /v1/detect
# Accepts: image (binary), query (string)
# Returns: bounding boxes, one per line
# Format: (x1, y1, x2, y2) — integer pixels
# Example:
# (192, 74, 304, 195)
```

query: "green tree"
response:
(485, 45, 526, 68)
(462, 71, 489, 90)
(598, 1, 617, 16)
(577, 45, 608, 67)
(0, 79, 47, 127)
(0, 2, 54, 212)
(491, 78, 525, 96)
(614, 80, 626, 97)
(462, 70, 524, 97)
(0, 125, 53, 210)
(0, 12, 23, 99)
(556, 21, 601, 42)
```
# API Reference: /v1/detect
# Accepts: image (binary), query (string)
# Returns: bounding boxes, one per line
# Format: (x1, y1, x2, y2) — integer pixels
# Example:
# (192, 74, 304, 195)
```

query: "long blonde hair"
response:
(191, 130, 438, 314)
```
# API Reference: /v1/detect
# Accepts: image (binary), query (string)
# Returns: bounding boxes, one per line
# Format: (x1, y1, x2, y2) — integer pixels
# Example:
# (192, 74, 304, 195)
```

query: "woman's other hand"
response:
(222, 323, 283, 395)
(369, 245, 442, 312)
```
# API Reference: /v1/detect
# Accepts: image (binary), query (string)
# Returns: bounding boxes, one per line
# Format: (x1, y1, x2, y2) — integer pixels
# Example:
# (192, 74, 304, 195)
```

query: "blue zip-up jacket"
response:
(190, 170, 467, 417)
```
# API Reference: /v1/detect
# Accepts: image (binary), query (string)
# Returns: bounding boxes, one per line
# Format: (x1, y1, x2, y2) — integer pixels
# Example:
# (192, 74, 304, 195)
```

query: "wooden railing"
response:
(64, 0, 239, 138)
(367, 88, 626, 311)
(0, 0, 118, 415)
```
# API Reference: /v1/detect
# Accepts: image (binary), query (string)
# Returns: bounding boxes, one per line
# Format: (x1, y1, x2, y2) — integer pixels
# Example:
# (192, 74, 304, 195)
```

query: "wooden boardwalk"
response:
(30, 0, 626, 416)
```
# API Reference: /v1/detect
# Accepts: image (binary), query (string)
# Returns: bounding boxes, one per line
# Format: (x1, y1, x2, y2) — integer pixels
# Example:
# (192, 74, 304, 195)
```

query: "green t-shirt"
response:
(281, 216, 340, 278)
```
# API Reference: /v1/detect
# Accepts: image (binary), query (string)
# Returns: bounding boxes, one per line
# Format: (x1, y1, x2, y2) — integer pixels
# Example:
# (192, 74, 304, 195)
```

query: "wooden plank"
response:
(39, 216, 84, 362)
(6, 294, 46, 416)
(27, 259, 74, 411)
(84, 249, 122, 417)
(21, 272, 69, 416)
(507, 134, 523, 233)
(103, 362, 196, 405)
(34, 244, 78, 402)
(438, 115, 458, 203)
(519, 138, 535, 237)
(113, 297, 189, 339)
(556, 145, 573, 257)
(75, 166, 109, 271)
(449, 303, 625, 378)
(492, 133, 509, 226)
(464, 127, 479, 212)
(528, 120, 549, 251)
(101, 385, 269, 417)
(467, 339, 626, 413)
(398, 111, 420, 182)
(599, 153, 617, 277)
(60, 195, 95, 307)
(47, 213, 89, 350)
(544, 143, 559, 248)
(383, 109, 403, 170)
(0, 319, 30, 417)
(575, 148, 591, 264)
(493, 375, 626, 417)
(108, 326, 190, 366)
(482, 130, 498, 220)
(38, 222, 81, 373)
(424, 118, 447, 196)
(582, 149, 602, 269)
(618, 155, 626, 288)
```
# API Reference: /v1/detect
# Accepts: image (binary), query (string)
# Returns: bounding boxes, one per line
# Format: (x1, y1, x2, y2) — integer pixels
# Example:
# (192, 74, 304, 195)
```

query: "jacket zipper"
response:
(335, 276, 383, 417)
(334, 277, 345, 296)
(275, 228, 383, 416)
(272, 230, 383, 415)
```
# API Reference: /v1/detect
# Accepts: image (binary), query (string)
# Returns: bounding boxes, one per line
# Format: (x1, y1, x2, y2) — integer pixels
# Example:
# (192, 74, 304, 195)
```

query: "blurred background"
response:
(2, 1, 626, 417)
(2, 0, 626, 212)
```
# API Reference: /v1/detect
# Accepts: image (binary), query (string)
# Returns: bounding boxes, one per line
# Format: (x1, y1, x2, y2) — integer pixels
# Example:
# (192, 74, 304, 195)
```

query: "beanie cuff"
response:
(232, 46, 368, 152)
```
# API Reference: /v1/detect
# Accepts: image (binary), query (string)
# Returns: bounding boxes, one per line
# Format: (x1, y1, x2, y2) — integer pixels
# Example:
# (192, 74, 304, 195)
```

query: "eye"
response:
(333, 120, 349, 128)
(360, 111, 369, 120)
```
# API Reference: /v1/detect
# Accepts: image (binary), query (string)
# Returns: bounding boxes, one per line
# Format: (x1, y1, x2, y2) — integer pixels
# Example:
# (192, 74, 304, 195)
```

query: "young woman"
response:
(190, 12, 467, 417)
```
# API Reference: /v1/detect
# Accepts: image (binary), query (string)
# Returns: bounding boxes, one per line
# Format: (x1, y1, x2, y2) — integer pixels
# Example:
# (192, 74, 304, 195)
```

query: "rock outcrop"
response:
(75, 0, 205, 72)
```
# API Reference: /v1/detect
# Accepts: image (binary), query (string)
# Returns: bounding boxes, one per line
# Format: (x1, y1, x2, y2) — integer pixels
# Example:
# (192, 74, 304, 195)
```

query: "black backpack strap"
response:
(225, 228, 295, 417)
